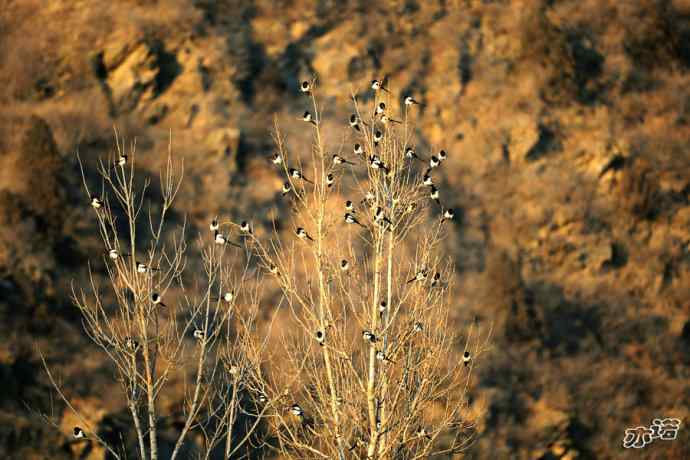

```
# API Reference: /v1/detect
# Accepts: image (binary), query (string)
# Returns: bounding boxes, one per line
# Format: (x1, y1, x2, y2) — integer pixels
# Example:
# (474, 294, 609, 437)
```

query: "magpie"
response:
(271, 153, 283, 165)
(430, 272, 442, 288)
(136, 262, 158, 274)
(333, 154, 355, 166)
(362, 330, 377, 343)
(404, 96, 420, 106)
(423, 170, 434, 186)
(438, 149, 448, 162)
(375, 102, 386, 115)
(380, 114, 401, 125)
(430, 186, 440, 206)
(91, 196, 103, 209)
(281, 182, 291, 196)
(300, 80, 311, 94)
(239, 221, 252, 234)
(463, 350, 471, 366)
(290, 404, 304, 417)
(405, 147, 422, 161)
(442, 208, 454, 222)
(326, 173, 335, 188)
(301, 111, 317, 125)
(340, 259, 350, 271)
(151, 292, 166, 308)
(354, 143, 365, 157)
(413, 322, 423, 333)
(117, 154, 128, 167)
(429, 156, 440, 169)
(108, 249, 129, 260)
(315, 329, 325, 346)
(374, 130, 384, 147)
(73, 427, 86, 439)
(210, 219, 219, 232)
(345, 200, 355, 213)
(268, 264, 280, 275)
(407, 270, 427, 284)
(193, 329, 205, 340)
(376, 350, 395, 363)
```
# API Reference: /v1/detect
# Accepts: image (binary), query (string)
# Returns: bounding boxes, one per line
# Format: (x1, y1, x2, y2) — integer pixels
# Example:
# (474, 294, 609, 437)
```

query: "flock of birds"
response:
(75, 78, 471, 443)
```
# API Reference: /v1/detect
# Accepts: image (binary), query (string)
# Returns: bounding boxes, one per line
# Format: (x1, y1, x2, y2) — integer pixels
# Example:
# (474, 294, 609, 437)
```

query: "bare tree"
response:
(41, 134, 269, 460)
(236, 81, 490, 460)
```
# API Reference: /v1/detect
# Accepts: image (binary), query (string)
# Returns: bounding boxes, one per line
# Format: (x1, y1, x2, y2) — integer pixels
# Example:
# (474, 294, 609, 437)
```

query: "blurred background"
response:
(1, 0, 690, 458)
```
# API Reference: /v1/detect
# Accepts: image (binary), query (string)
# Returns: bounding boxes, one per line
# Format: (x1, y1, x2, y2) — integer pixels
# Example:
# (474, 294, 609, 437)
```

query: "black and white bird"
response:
(91, 196, 103, 209)
(413, 322, 424, 333)
(374, 206, 392, 226)
(108, 249, 129, 260)
(73, 427, 86, 439)
(301, 111, 317, 125)
(349, 114, 366, 131)
(375, 102, 386, 115)
(213, 291, 235, 303)
(416, 427, 432, 440)
(442, 208, 454, 222)
(405, 147, 422, 161)
(404, 96, 420, 106)
(258, 393, 268, 403)
(137, 262, 157, 274)
(239, 221, 252, 234)
(374, 130, 384, 146)
(210, 219, 219, 232)
(271, 153, 283, 165)
(340, 259, 350, 271)
(438, 149, 448, 162)
(268, 264, 280, 275)
(300, 80, 311, 94)
(117, 154, 128, 167)
(407, 270, 428, 284)
(281, 182, 292, 196)
(345, 200, 355, 213)
(151, 292, 166, 308)
(125, 336, 139, 351)
(380, 114, 401, 125)
(423, 170, 434, 186)
(462, 350, 471, 367)
(376, 350, 395, 363)
(315, 329, 326, 346)
(290, 404, 304, 417)
(364, 190, 375, 203)
(326, 173, 335, 188)
(333, 154, 355, 166)
(371, 79, 389, 93)
(362, 330, 377, 343)
(193, 329, 205, 340)
(429, 155, 440, 169)
(296, 227, 314, 242)
(354, 143, 365, 157)
(378, 300, 387, 315)
(430, 186, 441, 206)
(344, 213, 365, 228)
(369, 155, 389, 173)
(288, 168, 313, 184)
(430, 272, 442, 288)
(215, 232, 241, 247)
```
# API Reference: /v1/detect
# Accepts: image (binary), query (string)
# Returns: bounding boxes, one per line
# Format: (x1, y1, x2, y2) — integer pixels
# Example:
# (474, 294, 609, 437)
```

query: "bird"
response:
(405, 147, 422, 162)
(344, 213, 365, 228)
(378, 300, 387, 314)
(193, 329, 205, 340)
(376, 350, 395, 363)
(353, 143, 365, 157)
(374, 206, 392, 226)
(374, 130, 384, 146)
(239, 221, 252, 234)
(136, 262, 157, 274)
(151, 292, 166, 308)
(406, 202, 417, 213)
(462, 350, 471, 367)
(258, 393, 268, 403)
(296, 227, 314, 242)
(380, 114, 401, 125)
(108, 249, 129, 260)
(227, 364, 240, 376)
(210, 219, 219, 232)
(281, 182, 291, 196)
(91, 196, 103, 209)
(333, 154, 355, 166)
(430, 272, 442, 288)
(430, 186, 441, 206)
(268, 264, 280, 275)
(300, 80, 311, 94)
(375, 102, 386, 115)
(371, 79, 389, 93)
(407, 270, 428, 284)
(362, 330, 377, 343)
(73, 427, 86, 439)
(212, 291, 234, 303)
(301, 111, 317, 125)
(364, 190, 375, 203)
(404, 96, 420, 106)
(290, 404, 304, 418)
(289, 168, 313, 184)
(413, 322, 423, 333)
(369, 155, 389, 173)
(340, 259, 350, 271)
(429, 156, 440, 169)
(345, 200, 355, 213)
(326, 173, 335, 188)
(438, 149, 448, 162)
(349, 114, 367, 131)
(315, 329, 325, 346)
(117, 154, 128, 167)
(125, 336, 139, 351)
(442, 208, 454, 222)
(271, 153, 283, 165)
(415, 427, 432, 440)
(215, 232, 241, 248)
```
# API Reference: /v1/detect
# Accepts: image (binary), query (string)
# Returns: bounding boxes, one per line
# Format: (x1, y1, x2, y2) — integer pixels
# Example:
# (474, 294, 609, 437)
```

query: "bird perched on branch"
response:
(117, 154, 128, 167)
(345, 213, 365, 228)
(271, 153, 283, 165)
(73, 427, 86, 439)
(333, 154, 355, 166)
(407, 270, 428, 284)
(91, 196, 103, 209)
(296, 227, 315, 242)
(289, 168, 313, 184)
(404, 96, 420, 106)
(371, 79, 389, 93)
(376, 350, 395, 364)
(108, 249, 130, 260)
(463, 350, 472, 367)
(210, 218, 219, 232)
(405, 147, 422, 162)
(300, 80, 311, 94)
(151, 292, 166, 308)
(374, 130, 384, 147)
(301, 111, 317, 125)
(362, 330, 377, 343)
(239, 221, 252, 234)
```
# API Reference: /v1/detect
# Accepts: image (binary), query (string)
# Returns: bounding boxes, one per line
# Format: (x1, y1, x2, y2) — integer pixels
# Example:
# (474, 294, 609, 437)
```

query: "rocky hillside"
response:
(1, 0, 690, 458)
